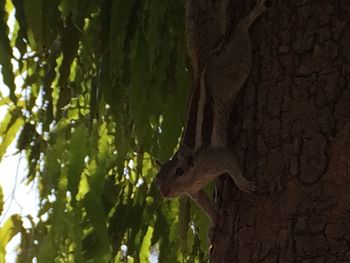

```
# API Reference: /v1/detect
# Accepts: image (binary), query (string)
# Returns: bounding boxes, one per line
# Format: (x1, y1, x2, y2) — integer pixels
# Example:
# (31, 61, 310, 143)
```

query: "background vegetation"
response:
(0, 0, 211, 261)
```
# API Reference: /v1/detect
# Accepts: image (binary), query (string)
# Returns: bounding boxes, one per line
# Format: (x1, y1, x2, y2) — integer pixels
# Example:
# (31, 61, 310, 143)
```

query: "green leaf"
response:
(17, 122, 35, 150)
(0, 214, 22, 262)
(191, 199, 210, 253)
(37, 231, 56, 263)
(41, 131, 66, 195)
(67, 205, 84, 262)
(139, 226, 153, 262)
(109, 0, 136, 78)
(67, 125, 88, 199)
(42, 0, 60, 47)
(125, 204, 145, 256)
(0, 110, 12, 135)
(11, 0, 28, 56)
(0, 117, 24, 160)
(0, 0, 206, 261)
(97, 122, 109, 164)
(0, 97, 11, 106)
(23, 0, 43, 50)
(155, 201, 180, 263)
(129, 30, 153, 148)
(59, 0, 78, 19)
(0, 186, 3, 216)
(178, 197, 190, 254)
(83, 192, 109, 249)
(56, 15, 83, 114)
(158, 99, 183, 160)
(0, 2, 16, 103)
(42, 39, 61, 126)
(146, 0, 167, 66)
(17, 216, 35, 262)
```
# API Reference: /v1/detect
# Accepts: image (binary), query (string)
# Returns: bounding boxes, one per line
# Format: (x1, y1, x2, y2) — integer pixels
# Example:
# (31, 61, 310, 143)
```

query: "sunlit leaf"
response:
(0, 117, 24, 160)
(0, 186, 3, 216)
(139, 226, 153, 262)
(0, 214, 22, 261)
(0, 110, 12, 135)
(0, 97, 11, 106)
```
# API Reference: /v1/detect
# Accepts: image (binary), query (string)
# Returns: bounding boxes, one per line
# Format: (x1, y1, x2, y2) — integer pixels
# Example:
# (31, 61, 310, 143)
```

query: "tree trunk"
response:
(210, 0, 350, 262)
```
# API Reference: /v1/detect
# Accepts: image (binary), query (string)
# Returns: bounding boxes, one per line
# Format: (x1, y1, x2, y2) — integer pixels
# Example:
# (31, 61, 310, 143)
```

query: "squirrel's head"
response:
(154, 146, 196, 198)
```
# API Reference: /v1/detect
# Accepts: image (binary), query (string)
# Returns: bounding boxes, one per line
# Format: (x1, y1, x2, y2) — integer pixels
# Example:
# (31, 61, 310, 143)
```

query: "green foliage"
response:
(0, 215, 22, 262)
(0, 186, 3, 216)
(0, 0, 16, 102)
(0, 0, 210, 261)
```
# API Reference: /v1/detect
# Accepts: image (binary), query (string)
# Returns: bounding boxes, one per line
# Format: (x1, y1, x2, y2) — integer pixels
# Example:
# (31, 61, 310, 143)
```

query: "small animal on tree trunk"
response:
(155, 0, 267, 225)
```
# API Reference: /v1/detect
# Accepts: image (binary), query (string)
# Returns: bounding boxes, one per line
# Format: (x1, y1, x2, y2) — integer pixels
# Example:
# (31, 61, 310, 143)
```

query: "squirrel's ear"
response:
(155, 160, 162, 170)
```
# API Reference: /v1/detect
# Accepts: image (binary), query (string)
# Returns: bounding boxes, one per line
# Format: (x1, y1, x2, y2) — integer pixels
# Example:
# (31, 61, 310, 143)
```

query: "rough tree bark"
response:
(210, 0, 350, 262)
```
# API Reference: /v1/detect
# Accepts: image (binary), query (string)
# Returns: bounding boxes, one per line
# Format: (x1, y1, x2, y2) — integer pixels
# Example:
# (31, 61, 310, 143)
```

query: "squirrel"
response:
(155, 0, 266, 225)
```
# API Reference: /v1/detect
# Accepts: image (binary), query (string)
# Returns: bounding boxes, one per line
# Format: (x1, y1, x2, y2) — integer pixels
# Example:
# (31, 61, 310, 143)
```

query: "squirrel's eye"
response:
(175, 167, 184, 176)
